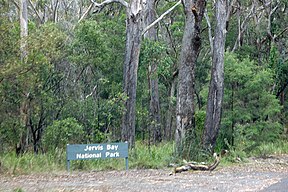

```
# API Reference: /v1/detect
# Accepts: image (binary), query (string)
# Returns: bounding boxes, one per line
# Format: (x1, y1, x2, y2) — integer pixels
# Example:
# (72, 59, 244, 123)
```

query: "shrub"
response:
(42, 117, 84, 151)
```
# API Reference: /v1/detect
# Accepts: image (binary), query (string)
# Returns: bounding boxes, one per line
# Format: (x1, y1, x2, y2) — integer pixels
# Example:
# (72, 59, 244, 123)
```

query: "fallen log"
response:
(170, 150, 228, 175)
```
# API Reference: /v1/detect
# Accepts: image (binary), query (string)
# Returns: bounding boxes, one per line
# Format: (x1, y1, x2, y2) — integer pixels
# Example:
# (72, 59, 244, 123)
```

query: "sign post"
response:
(66, 142, 128, 172)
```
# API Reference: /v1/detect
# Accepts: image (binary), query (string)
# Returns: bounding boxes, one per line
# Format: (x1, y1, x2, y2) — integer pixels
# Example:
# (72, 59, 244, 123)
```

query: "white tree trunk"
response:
(20, 0, 28, 60)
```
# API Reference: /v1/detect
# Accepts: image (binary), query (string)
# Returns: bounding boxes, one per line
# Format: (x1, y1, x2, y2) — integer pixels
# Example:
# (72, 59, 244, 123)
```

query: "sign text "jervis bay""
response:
(83, 144, 119, 151)
(66, 142, 129, 171)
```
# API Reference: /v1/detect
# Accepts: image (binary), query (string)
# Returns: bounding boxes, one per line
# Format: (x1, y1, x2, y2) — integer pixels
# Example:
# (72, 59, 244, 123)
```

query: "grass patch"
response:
(0, 149, 65, 175)
(221, 139, 288, 163)
(129, 141, 174, 169)
(0, 141, 174, 174)
(251, 140, 288, 157)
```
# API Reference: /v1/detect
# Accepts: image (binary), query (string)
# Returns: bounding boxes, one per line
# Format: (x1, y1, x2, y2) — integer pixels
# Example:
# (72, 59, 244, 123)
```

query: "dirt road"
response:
(1, 155, 288, 192)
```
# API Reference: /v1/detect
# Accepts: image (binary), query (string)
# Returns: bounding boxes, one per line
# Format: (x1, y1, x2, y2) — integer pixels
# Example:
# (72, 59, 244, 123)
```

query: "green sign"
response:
(66, 142, 128, 172)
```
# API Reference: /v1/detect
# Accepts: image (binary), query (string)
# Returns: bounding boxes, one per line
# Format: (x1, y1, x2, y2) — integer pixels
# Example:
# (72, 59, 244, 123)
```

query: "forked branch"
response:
(142, 0, 181, 36)
(90, 0, 128, 9)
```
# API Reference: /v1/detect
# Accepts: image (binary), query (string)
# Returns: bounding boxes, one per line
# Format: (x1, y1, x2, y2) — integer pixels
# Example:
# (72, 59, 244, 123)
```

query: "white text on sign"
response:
(106, 144, 118, 150)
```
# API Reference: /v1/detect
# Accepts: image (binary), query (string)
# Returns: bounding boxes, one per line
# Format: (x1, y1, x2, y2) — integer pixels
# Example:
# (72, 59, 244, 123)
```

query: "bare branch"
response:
(78, 3, 94, 23)
(85, 85, 98, 99)
(267, 2, 279, 40)
(52, 0, 59, 23)
(226, 0, 237, 22)
(28, 0, 42, 23)
(232, 3, 255, 52)
(204, 9, 213, 54)
(274, 26, 288, 40)
(11, 0, 20, 10)
(258, 0, 280, 42)
(90, 0, 128, 9)
(142, 0, 181, 36)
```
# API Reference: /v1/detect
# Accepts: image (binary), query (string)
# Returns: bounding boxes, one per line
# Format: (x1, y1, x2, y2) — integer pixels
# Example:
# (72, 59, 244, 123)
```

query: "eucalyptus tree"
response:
(19, 0, 28, 60)
(0, 0, 68, 154)
(257, 0, 288, 108)
(220, 53, 282, 149)
(175, 0, 206, 156)
(157, 4, 183, 141)
(143, 0, 162, 143)
(202, 0, 227, 151)
(27, 0, 91, 24)
(90, 0, 181, 147)
(227, 0, 288, 130)
(16, 0, 30, 154)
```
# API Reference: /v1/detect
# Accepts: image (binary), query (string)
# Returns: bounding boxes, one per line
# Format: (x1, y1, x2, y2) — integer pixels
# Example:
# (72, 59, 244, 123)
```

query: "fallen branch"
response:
(170, 150, 228, 175)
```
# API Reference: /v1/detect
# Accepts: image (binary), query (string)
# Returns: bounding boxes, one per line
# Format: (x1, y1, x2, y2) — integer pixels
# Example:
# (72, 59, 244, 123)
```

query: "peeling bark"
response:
(175, 0, 206, 155)
(121, 0, 143, 148)
(203, 0, 227, 151)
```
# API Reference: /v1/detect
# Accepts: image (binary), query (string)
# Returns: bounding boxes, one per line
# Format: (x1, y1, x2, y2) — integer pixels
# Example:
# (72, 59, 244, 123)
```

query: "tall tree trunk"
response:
(202, 0, 227, 152)
(165, 77, 176, 140)
(17, 0, 29, 155)
(175, 0, 206, 155)
(121, 0, 143, 148)
(20, 0, 28, 60)
(144, 0, 161, 143)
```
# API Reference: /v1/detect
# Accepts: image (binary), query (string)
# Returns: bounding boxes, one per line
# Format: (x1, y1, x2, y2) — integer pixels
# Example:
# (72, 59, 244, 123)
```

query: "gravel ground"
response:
(0, 155, 288, 192)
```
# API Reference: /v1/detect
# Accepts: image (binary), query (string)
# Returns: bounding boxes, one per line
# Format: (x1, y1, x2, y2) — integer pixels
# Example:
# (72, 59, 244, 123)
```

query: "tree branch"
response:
(78, 3, 94, 23)
(142, 0, 181, 36)
(232, 3, 255, 52)
(204, 9, 213, 54)
(169, 150, 228, 175)
(28, 0, 42, 23)
(276, 81, 288, 98)
(11, 0, 20, 10)
(90, 0, 128, 9)
(267, 3, 279, 41)
(85, 85, 98, 99)
(226, 0, 237, 22)
(52, 0, 59, 23)
(274, 26, 288, 40)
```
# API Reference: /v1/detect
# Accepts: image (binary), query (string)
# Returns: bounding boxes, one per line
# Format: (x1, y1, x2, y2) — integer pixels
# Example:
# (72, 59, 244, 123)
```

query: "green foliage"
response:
(0, 0, 287, 166)
(64, 19, 126, 142)
(269, 44, 288, 96)
(195, 110, 206, 136)
(140, 40, 165, 65)
(217, 52, 282, 152)
(0, 149, 65, 175)
(138, 39, 174, 138)
(71, 20, 109, 65)
(252, 140, 288, 157)
(42, 118, 85, 151)
(0, 21, 67, 152)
